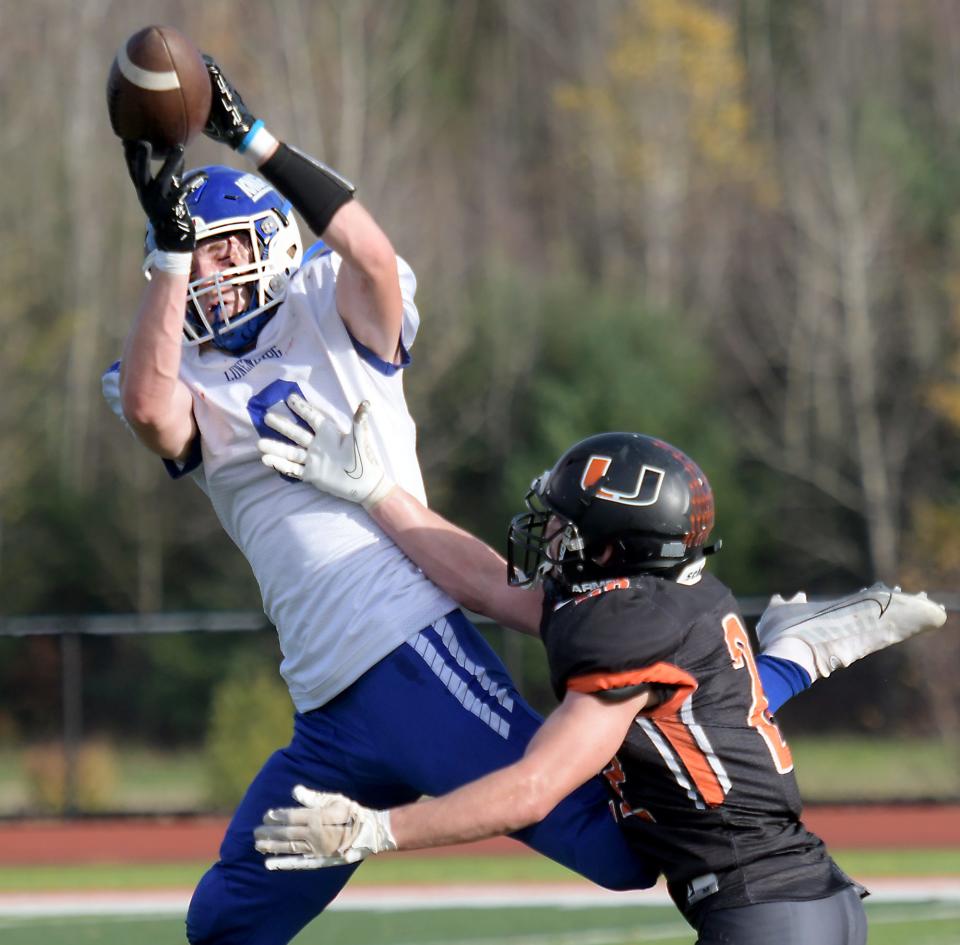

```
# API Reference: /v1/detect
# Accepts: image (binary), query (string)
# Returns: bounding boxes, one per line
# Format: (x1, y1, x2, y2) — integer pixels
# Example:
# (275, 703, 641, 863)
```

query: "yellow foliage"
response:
(555, 0, 774, 203)
(928, 383, 960, 429)
(23, 741, 118, 813)
(901, 500, 960, 612)
(927, 270, 960, 429)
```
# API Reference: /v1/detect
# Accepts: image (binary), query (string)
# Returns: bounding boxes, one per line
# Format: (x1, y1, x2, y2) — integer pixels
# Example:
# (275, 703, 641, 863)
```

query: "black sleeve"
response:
(258, 143, 355, 235)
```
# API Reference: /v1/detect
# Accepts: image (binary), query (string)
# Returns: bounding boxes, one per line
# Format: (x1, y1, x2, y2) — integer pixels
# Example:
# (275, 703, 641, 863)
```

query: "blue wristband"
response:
(238, 119, 266, 154)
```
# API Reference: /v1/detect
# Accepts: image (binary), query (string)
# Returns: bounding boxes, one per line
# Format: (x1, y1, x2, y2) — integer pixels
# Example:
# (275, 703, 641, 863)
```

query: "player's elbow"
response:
(121, 390, 173, 444)
(120, 389, 193, 461)
(357, 240, 399, 289)
(458, 587, 498, 623)
(464, 565, 540, 637)
(511, 771, 566, 828)
(120, 387, 161, 431)
(333, 205, 397, 279)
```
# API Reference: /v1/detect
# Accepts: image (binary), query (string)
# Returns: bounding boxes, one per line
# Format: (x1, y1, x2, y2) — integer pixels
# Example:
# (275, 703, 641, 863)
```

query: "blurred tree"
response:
(554, 0, 773, 304)
(204, 662, 293, 808)
(897, 184, 960, 747)
(769, 5, 944, 585)
(0, 0, 957, 749)
(415, 271, 773, 594)
(899, 501, 960, 747)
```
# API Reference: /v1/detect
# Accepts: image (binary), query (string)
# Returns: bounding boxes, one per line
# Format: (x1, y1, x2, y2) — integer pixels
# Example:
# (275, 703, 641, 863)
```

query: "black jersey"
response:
(542, 572, 854, 921)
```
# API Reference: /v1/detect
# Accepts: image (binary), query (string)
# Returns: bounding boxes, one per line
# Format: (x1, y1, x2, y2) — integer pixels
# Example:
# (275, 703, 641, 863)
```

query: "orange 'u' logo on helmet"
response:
(580, 455, 665, 507)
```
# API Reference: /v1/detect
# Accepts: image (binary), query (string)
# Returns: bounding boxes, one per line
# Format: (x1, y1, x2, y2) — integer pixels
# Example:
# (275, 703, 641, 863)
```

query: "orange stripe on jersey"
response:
(652, 715, 727, 807)
(567, 662, 697, 717)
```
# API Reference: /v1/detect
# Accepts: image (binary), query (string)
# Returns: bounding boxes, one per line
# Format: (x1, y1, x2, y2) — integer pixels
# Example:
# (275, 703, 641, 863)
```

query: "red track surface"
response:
(1, 805, 958, 865)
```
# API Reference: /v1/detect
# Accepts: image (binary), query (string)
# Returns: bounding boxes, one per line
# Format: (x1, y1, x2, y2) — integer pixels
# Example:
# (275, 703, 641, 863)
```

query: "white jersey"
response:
(103, 252, 456, 711)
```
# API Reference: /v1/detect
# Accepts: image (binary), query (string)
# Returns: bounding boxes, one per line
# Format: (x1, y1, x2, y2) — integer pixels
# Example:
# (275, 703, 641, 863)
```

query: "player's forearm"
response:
(388, 691, 640, 851)
(254, 691, 647, 866)
(388, 757, 557, 850)
(370, 487, 542, 635)
(120, 273, 197, 459)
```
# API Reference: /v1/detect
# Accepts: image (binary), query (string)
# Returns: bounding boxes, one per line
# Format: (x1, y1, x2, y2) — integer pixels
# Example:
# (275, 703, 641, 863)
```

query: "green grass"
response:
(0, 906, 702, 945)
(0, 747, 208, 813)
(0, 736, 957, 813)
(789, 736, 960, 802)
(832, 848, 960, 878)
(0, 862, 208, 892)
(0, 858, 578, 893)
(0, 851, 957, 945)
(0, 848, 956, 893)
(864, 903, 960, 945)
(0, 901, 956, 945)
(110, 749, 211, 808)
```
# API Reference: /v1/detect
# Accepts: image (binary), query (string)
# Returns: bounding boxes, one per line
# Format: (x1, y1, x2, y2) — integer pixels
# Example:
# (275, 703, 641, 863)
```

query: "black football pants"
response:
(696, 885, 867, 945)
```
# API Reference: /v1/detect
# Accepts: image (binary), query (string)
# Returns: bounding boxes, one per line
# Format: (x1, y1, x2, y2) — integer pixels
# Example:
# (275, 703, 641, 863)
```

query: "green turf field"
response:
(0, 901, 957, 945)
(1, 851, 958, 943)
(0, 848, 956, 891)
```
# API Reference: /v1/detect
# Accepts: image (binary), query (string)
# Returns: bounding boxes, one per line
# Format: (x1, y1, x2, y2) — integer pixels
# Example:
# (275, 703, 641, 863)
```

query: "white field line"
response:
(0, 912, 694, 945)
(0, 912, 957, 945)
(0, 878, 958, 919)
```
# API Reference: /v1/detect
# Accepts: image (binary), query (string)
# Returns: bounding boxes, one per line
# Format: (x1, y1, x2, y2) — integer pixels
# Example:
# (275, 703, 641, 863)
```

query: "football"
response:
(106, 25, 211, 156)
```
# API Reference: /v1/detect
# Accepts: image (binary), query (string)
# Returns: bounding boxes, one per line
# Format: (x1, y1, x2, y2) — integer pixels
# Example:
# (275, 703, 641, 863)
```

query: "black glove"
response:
(203, 54, 257, 151)
(123, 141, 201, 253)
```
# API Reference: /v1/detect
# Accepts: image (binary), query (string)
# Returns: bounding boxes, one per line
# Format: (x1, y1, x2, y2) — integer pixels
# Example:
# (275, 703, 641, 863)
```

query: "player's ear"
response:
(590, 542, 617, 566)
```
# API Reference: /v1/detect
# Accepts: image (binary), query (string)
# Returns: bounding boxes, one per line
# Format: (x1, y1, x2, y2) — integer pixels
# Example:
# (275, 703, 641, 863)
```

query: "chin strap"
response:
(675, 558, 706, 586)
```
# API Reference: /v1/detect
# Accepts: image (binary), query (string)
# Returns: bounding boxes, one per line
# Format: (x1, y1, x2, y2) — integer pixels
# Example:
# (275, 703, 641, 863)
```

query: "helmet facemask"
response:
(142, 166, 304, 355)
(183, 208, 300, 352)
(507, 475, 587, 587)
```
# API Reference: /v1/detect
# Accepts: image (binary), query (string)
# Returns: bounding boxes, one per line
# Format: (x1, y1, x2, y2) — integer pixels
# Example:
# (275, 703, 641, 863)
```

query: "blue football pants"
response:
(186, 609, 806, 945)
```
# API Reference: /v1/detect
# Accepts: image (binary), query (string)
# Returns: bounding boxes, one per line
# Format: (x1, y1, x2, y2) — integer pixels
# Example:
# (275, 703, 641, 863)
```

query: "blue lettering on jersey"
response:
(223, 345, 283, 382)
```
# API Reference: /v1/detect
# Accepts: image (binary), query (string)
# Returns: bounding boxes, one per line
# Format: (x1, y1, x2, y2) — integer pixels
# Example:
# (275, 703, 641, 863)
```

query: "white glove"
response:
(254, 785, 397, 870)
(257, 395, 395, 510)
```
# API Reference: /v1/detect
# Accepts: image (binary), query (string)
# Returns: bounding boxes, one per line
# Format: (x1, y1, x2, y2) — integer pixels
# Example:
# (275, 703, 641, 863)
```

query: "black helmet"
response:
(507, 432, 719, 588)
